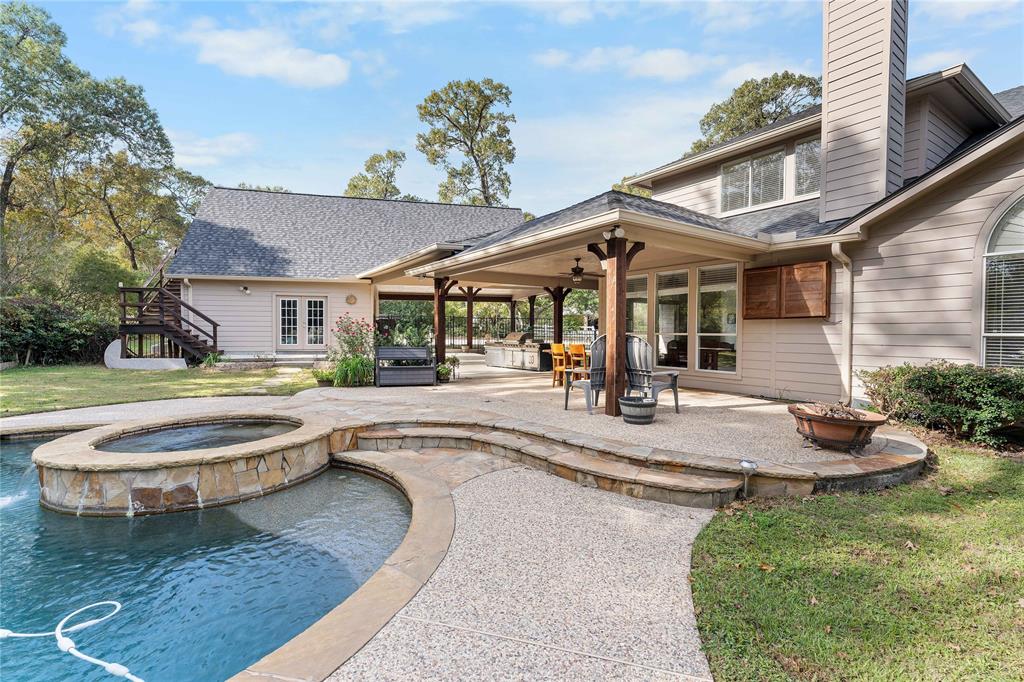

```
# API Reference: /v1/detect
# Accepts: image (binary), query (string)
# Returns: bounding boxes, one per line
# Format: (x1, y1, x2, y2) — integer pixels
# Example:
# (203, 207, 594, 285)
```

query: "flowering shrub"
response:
(326, 313, 375, 386)
(330, 313, 374, 360)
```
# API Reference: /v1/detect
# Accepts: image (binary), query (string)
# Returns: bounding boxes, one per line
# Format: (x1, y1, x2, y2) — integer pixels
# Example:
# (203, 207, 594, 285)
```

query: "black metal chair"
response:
(625, 335, 680, 413)
(564, 335, 606, 414)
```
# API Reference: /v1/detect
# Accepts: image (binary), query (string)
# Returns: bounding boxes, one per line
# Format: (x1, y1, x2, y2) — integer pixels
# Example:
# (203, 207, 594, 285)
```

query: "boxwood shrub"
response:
(859, 361, 1024, 447)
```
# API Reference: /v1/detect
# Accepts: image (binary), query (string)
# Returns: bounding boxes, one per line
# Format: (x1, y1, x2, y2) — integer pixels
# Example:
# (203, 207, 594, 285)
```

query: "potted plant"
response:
(618, 396, 658, 425)
(788, 401, 888, 451)
(437, 363, 453, 383)
(312, 367, 335, 387)
(444, 355, 460, 380)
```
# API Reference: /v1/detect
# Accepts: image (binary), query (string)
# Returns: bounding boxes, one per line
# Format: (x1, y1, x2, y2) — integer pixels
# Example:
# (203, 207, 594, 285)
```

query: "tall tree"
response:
(74, 152, 184, 270)
(689, 71, 821, 154)
(344, 149, 423, 201)
(1, 3, 171, 277)
(416, 79, 515, 206)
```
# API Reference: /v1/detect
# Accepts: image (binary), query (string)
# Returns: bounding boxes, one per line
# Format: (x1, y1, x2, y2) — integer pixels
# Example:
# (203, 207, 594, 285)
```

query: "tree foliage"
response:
(344, 149, 423, 201)
(611, 176, 651, 198)
(416, 79, 515, 206)
(236, 182, 290, 192)
(689, 71, 821, 154)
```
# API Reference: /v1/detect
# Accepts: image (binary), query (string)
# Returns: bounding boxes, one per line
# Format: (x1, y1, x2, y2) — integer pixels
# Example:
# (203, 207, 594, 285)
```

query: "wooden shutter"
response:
(742, 266, 780, 319)
(780, 261, 830, 318)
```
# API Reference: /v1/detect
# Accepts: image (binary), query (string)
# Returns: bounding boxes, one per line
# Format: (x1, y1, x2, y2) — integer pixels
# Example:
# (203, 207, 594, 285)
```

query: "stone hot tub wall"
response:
(33, 413, 340, 516)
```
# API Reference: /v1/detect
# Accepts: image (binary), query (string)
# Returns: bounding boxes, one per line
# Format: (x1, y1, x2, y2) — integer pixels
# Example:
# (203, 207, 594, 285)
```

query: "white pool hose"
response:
(0, 601, 144, 681)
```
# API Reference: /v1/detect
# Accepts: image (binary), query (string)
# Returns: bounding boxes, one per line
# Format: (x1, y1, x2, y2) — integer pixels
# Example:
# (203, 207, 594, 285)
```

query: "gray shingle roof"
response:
(721, 198, 845, 239)
(996, 85, 1024, 119)
(463, 191, 731, 253)
(169, 188, 524, 279)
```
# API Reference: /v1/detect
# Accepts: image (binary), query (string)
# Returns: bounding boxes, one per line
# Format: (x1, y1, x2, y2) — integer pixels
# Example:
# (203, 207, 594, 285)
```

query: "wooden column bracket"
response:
(626, 241, 646, 268)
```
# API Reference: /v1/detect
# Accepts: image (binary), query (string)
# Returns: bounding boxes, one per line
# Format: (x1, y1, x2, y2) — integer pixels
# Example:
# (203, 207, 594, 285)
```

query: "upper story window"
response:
(720, 149, 785, 213)
(795, 137, 821, 196)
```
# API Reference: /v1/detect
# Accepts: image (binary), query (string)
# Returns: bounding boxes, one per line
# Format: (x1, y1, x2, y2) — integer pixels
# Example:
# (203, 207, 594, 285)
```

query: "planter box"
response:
(619, 396, 658, 425)
(377, 365, 436, 387)
(788, 404, 887, 451)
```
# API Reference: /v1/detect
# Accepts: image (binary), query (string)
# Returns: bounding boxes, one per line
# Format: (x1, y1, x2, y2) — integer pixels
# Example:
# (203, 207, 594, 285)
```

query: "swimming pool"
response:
(0, 436, 411, 681)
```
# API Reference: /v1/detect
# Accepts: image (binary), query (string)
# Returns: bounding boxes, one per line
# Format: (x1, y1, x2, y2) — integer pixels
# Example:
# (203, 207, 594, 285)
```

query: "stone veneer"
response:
(32, 412, 339, 516)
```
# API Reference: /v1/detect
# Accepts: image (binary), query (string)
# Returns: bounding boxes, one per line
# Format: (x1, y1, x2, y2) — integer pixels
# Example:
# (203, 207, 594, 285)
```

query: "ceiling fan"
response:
(558, 257, 588, 284)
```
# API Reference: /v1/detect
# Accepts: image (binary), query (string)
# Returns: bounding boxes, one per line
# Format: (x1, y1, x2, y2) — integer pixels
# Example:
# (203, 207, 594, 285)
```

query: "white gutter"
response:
(356, 242, 468, 280)
(831, 243, 854, 405)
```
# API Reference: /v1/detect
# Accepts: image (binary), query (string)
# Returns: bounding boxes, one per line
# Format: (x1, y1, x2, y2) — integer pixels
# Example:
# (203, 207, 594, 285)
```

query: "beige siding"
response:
(186, 279, 373, 357)
(924, 99, 970, 171)
(821, 0, 907, 221)
(847, 142, 1024, 399)
(650, 164, 718, 214)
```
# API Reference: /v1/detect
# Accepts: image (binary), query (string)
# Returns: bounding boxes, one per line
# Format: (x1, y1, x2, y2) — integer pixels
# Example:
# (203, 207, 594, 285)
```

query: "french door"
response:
(277, 296, 326, 349)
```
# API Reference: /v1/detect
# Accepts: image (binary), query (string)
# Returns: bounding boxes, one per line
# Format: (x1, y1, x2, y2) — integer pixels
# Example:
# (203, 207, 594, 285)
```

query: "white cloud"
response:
(914, 0, 1022, 25)
(294, 2, 461, 40)
(523, 1, 626, 25)
(533, 46, 722, 82)
(181, 18, 350, 88)
(714, 59, 811, 88)
(352, 49, 399, 81)
(96, 0, 166, 45)
(169, 131, 258, 167)
(910, 49, 976, 74)
(690, 1, 818, 34)
(513, 92, 717, 212)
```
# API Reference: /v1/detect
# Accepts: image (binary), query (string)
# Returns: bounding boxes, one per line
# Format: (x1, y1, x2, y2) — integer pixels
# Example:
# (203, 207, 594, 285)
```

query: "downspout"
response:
(182, 278, 193, 331)
(831, 243, 854, 405)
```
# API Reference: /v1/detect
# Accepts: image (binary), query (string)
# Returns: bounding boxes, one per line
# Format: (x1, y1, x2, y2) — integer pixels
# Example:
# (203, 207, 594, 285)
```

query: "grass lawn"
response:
(0, 365, 316, 416)
(691, 444, 1024, 681)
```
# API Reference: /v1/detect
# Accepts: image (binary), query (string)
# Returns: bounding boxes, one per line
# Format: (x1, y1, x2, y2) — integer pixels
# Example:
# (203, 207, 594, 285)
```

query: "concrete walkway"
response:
(332, 463, 714, 681)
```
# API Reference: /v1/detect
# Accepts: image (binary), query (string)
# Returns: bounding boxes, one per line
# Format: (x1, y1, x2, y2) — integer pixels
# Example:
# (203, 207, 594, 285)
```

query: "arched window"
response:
(984, 197, 1024, 367)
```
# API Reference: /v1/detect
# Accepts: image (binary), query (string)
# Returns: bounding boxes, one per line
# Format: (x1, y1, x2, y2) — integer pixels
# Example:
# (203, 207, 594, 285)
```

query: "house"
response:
(151, 0, 1023, 413)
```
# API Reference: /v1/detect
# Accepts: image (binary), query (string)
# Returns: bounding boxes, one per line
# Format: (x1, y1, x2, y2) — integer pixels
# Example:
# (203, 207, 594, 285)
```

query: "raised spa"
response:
(96, 419, 298, 453)
(1, 436, 411, 682)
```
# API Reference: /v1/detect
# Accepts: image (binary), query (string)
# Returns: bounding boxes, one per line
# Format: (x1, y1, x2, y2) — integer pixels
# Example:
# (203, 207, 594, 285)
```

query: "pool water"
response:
(0, 437, 411, 682)
(97, 421, 297, 452)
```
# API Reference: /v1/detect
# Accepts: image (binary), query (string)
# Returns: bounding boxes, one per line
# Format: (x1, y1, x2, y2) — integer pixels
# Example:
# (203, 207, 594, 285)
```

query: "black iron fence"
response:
(376, 315, 598, 350)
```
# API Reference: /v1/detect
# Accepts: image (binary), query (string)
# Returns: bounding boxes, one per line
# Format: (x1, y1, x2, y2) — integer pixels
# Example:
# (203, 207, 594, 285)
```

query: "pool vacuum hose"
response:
(0, 601, 144, 681)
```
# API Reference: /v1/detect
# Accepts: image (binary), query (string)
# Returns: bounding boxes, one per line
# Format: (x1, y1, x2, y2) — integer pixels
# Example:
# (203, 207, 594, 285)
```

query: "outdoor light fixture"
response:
(601, 226, 627, 241)
(569, 257, 585, 284)
(739, 460, 758, 498)
(239, 285, 250, 295)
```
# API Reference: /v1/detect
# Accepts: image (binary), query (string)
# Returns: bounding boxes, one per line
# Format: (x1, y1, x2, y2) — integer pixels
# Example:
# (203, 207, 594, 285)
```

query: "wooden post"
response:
(600, 236, 645, 416)
(527, 295, 537, 332)
(604, 237, 627, 416)
(458, 287, 482, 350)
(509, 300, 517, 332)
(543, 286, 572, 345)
(434, 278, 457, 364)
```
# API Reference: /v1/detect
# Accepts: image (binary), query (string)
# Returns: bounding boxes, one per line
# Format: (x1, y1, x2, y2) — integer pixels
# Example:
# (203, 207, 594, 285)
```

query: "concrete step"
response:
(351, 426, 740, 509)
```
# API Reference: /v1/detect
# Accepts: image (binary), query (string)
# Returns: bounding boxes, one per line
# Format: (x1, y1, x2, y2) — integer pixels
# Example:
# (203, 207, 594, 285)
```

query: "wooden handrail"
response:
(118, 284, 219, 351)
(141, 248, 177, 289)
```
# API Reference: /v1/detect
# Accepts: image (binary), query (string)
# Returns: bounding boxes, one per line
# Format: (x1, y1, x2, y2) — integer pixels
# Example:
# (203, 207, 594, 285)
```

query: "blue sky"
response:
(43, 0, 1024, 215)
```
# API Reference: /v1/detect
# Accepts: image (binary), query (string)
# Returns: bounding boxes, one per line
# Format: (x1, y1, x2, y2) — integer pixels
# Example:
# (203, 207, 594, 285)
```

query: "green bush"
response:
(333, 355, 374, 387)
(859, 361, 1024, 446)
(0, 298, 117, 365)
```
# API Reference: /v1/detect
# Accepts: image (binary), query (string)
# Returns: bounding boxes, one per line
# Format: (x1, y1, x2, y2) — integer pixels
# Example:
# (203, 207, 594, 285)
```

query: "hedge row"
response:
(0, 299, 117, 366)
(859, 361, 1024, 447)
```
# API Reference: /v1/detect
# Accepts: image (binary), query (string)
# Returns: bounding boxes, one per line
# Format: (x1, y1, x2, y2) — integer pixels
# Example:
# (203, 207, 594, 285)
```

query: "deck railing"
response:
(118, 285, 218, 359)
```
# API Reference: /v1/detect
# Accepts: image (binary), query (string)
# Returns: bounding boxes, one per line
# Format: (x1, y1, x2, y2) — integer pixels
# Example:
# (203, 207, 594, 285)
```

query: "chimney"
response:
(820, 0, 908, 222)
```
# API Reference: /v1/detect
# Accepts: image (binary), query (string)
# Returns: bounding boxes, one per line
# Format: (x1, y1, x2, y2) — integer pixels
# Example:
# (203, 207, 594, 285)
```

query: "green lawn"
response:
(691, 445, 1024, 681)
(0, 365, 316, 417)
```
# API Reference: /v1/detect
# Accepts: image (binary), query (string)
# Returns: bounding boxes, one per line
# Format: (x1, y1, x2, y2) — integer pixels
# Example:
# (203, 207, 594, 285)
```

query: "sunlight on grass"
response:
(691, 447, 1024, 681)
(0, 365, 315, 416)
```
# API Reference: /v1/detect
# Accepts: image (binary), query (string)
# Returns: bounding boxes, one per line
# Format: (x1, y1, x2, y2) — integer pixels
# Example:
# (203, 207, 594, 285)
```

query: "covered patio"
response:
(393, 192, 775, 416)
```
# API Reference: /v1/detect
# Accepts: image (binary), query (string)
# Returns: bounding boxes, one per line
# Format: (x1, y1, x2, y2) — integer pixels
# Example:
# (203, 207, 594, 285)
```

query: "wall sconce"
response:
(239, 285, 250, 295)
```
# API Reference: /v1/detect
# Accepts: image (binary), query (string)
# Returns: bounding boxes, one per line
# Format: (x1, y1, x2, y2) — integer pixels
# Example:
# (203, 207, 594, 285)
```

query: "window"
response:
(795, 137, 821, 195)
(720, 148, 785, 212)
(626, 275, 648, 335)
(280, 299, 298, 345)
(698, 265, 738, 372)
(306, 299, 325, 345)
(656, 271, 688, 368)
(984, 197, 1024, 368)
